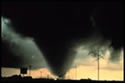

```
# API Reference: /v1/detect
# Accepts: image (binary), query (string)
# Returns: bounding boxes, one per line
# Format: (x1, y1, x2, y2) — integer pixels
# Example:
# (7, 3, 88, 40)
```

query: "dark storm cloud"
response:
(2, 1, 123, 77)
(91, 2, 124, 49)
(70, 35, 123, 68)
(2, 17, 48, 69)
(109, 48, 123, 63)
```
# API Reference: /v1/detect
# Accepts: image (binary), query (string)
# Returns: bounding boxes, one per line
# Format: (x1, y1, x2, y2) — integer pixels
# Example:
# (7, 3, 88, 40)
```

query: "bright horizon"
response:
(2, 53, 124, 81)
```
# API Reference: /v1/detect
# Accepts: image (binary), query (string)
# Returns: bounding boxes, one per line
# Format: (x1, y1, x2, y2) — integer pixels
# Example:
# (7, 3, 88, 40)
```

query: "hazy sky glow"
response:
(2, 50, 124, 81)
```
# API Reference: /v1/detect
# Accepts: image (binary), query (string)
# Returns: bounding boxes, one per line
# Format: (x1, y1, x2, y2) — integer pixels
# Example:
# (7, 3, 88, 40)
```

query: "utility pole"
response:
(89, 49, 101, 81)
(97, 53, 99, 81)
(97, 49, 100, 81)
(29, 65, 31, 76)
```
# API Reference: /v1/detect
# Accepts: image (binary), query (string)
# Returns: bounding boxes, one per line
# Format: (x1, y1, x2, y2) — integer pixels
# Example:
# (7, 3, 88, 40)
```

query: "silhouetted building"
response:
(20, 68, 27, 74)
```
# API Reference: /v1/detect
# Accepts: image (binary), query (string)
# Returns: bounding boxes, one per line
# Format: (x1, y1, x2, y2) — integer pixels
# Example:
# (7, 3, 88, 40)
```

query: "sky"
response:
(1, 1, 124, 81)
(2, 51, 124, 80)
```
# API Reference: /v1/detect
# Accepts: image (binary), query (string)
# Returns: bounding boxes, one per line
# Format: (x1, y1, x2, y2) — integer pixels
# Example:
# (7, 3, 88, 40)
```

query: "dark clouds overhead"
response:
(1, 1, 124, 77)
